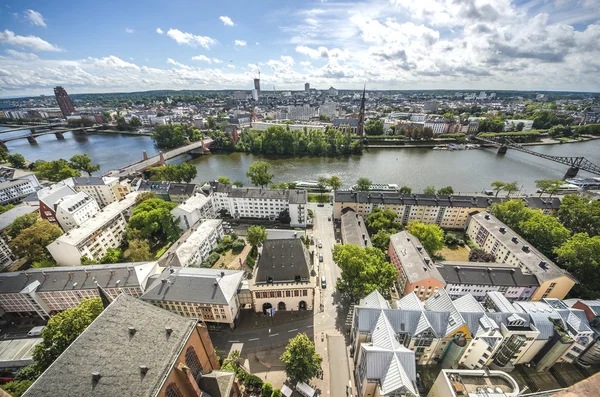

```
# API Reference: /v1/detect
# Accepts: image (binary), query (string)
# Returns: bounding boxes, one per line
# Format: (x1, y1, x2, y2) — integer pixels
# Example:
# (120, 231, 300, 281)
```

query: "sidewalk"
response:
(235, 310, 313, 331)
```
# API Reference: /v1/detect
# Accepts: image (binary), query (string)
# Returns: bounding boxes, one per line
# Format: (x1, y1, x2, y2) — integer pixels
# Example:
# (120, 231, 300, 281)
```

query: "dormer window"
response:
(267, 277, 273, 284)
(295, 276, 301, 282)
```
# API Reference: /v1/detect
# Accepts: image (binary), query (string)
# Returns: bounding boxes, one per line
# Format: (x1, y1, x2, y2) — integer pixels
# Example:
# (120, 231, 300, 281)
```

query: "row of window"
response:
(254, 289, 308, 299)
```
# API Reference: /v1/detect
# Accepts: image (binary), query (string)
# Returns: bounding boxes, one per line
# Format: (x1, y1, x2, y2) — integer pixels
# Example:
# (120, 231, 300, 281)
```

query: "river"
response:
(2, 126, 599, 194)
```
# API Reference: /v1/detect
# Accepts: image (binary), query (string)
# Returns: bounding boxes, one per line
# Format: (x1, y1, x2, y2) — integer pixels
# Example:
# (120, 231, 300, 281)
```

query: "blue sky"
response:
(1, 0, 600, 96)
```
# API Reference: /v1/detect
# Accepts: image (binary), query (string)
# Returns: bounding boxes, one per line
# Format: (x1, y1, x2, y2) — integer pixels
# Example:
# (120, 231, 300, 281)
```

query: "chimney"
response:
(139, 365, 149, 375)
(128, 326, 136, 336)
(522, 246, 530, 253)
(221, 271, 225, 278)
(511, 237, 518, 244)
(165, 326, 173, 335)
(499, 227, 506, 233)
(169, 268, 174, 274)
(91, 372, 101, 382)
(484, 214, 490, 220)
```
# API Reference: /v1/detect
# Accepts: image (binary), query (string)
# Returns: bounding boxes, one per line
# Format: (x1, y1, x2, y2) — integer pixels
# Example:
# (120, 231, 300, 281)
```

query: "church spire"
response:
(357, 84, 366, 136)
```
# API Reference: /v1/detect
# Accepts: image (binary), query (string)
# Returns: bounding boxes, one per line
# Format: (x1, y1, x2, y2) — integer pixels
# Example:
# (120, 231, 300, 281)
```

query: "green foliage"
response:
(262, 382, 274, 396)
(503, 182, 519, 197)
(135, 191, 157, 203)
(355, 177, 372, 191)
(243, 374, 263, 389)
(575, 124, 600, 136)
(9, 220, 62, 263)
(469, 248, 496, 263)
(127, 198, 179, 243)
(6, 212, 39, 239)
(531, 109, 573, 129)
(0, 146, 8, 163)
(557, 195, 600, 237)
(80, 255, 98, 265)
(371, 230, 391, 252)
(555, 233, 600, 299)
(479, 131, 541, 137)
(231, 239, 246, 254)
(548, 124, 572, 138)
(328, 176, 342, 191)
(233, 180, 244, 187)
(7, 153, 27, 168)
(69, 154, 100, 176)
(32, 259, 58, 268)
(491, 200, 534, 230)
(406, 222, 444, 254)
(100, 248, 124, 264)
(201, 252, 220, 268)
(218, 176, 231, 184)
(366, 208, 399, 232)
(398, 186, 412, 194)
(152, 124, 187, 148)
(245, 255, 255, 268)
(146, 163, 197, 183)
(14, 365, 39, 381)
(519, 212, 571, 258)
(247, 225, 267, 247)
(491, 181, 506, 197)
(444, 233, 459, 246)
(423, 185, 436, 195)
(333, 245, 397, 299)
(365, 119, 384, 135)
(1, 380, 33, 397)
(33, 298, 103, 372)
(478, 117, 505, 133)
(280, 333, 323, 383)
(246, 161, 274, 188)
(272, 389, 283, 397)
(129, 116, 142, 128)
(34, 159, 81, 182)
(0, 203, 14, 214)
(308, 194, 330, 203)
(535, 179, 563, 197)
(437, 186, 454, 195)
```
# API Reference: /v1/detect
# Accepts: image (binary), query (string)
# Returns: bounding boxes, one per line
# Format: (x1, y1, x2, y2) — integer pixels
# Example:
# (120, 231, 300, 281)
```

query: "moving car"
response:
(318, 241, 323, 248)
(319, 254, 323, 262)
(27, 326, 46, 337)
(321, 276, 327, 288)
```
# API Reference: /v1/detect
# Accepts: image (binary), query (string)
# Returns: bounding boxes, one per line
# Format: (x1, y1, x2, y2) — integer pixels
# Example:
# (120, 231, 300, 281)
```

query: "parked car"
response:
(27, 326, 45, 337)
(321, 276, 327, 288)
(318, 241, 323, 248)
(319, 254, 323, 262)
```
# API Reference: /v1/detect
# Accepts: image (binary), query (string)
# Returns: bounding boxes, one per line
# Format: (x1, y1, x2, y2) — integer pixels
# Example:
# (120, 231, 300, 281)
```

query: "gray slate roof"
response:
(335, 191, 501, 208)
(23, 294, 197, 397)
(341, 211, 372, 248)
(141, 267, 244, 306)
(438, 262, 539, 287)
(168, 183, 196, 196)
(197, 371, 235, 397)
(72, 177, 105, 186)
(0, 205, 39, 231)
(255, 239, 311, 283)
(389, 231, 443, 284)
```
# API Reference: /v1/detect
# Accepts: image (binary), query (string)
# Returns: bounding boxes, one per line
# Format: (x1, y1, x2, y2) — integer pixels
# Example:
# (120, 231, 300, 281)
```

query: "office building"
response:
(423, 101, 438, 113)
(55, 191, 100, 231)
(23, 294, 233, 397)
(428, 369, 520, 397)
(0, 205, 39, 269)
(254, 78, 260, 98)
(53, 86, 76, 117)
(47, 193, 139, 266)
(0, 166, 41, 190)
(160, 219, 223, 267)
(504, 119, 534, 132)
(0, 262, 158, 319)
(340, 211, 371, 248)
(287, 105, 315, 121)
(141, 267, 244, 328)
(72, 176, 130, 207)
(0, 179, 36, 205)
(305, 82, 310, 92)
(318, 102, 338, 119)
(171, 193, 216, 231)
(467, 212, 576, 300)
(249, 239, 316, 313)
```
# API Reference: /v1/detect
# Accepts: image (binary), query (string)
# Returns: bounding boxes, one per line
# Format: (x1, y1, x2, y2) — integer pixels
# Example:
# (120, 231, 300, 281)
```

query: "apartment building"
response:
(141, 267, 244, 328)
(47, 192, 139, 266)
(439, 262, 539, 302)
(168, 183, 200, 204)
(71, 176, 130, 207)
(340, 210, 372, 247)
(161, 219, 223, 267)
(428, 369, 520, 397)
(389, 231, 445, 300)
(0, 205, 39, 269)
(0, 179, 36, 205)
(171, 194, 216, 231)
(0, 262, 158, 319)
(249, 239, 316, 313)
(211, 182, 307, 227)
(35, 183, 78, 225)
(570, 299, 600, 366)
(466, 212, 576, 300)
(54, 191, 100, 231)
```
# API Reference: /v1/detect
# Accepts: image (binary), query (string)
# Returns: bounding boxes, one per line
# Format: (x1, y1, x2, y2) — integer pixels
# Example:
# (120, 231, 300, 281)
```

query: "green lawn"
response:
(308, 194, 330, 203)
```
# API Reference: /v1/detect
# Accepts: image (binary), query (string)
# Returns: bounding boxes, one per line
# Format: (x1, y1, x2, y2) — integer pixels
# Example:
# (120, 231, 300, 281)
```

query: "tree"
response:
(247, 225, 267, 248)
(398, 186, 412, 194)
(317, 177, 328, 198)
(535, 179, 563, 197)
(207, 116, 217, 130)
(437, 186, 454, 195)
(371, 230, 391, 252)
(406, 222, 444, 254)
(151, 124, 187, 148)
(0, 203, 14, 214)
(129, 116, 142, 128)
(125, 239, 152, 262)
(280, 333, 323, 383)
(14, 364, 39, 382)
(7, 153, 26, 168)
(519, 212, 571, 258)
(423, 186, 436, 195)
(100, 248, 124, 264)
(218, 176, 231, 185)
(355, 177, 372, 191)
(127, 198, 179, 243)
(443, 112, 456, 121)
(491, 200, 534, 232)
(469, 248, 496, 263)
(503, 182, 519, 197)
(246, 161, 274, 188)
(34, 159, 81, 182)
(147, 163, 197, 183)
(366, 208, 399, 232)
(33, 298, 103, 372)
(328, 175, 342, 191)
(491, 181, 505, 197)
(135, 191, 157, 203)
(558, 195, 600, 237)
(69, 154, 100, 176)
(0, 146, 8, 163)
(6, 212, 39, 239)
(365, 119, 384, 136)
(262, 383, 274, 396)
(555, 233, 600, 298)
(1, 380, 33, 397)
(333, 245, 397, 299)
(422, 126, 434, 140)
(233, 180, 244, 187)
(9, 220, 62, 263)
(272, 389, 283, 397)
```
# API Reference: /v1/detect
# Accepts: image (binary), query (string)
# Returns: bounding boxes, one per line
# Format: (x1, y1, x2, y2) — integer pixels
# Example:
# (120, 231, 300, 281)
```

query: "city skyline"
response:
(1, 0, 600, 97)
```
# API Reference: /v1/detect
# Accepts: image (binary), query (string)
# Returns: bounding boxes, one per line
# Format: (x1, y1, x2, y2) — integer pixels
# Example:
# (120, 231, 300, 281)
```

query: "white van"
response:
(321, 276, 327, 288)
(27, 326, 45, 337)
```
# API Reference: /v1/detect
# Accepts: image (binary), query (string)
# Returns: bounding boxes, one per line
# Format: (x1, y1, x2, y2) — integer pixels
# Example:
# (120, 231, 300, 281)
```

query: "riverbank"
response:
(364, 135, 600, 149)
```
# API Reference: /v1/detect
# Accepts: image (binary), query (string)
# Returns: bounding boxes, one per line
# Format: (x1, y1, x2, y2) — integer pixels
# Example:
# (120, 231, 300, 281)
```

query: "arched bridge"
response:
(0, 126, 96, 149)
(474, 136, 600, 178)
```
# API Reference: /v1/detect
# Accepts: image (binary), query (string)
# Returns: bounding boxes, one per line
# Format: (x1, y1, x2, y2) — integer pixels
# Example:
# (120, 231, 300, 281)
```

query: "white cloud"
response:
(296, 45, 350, 60)
(167, 29, 216, 48)
(0, 30, 62, 52)
(167, 58, 191, 69)
(227, 64, 236, 68)
(256, 42, 260, 46)
(192, 55, 211, 63)
(213, 58, 223, 63)
(90, 55, 140, 70)
(4, 49, 38, 60)
(156, 28, 164, 34)
(219, 16, 235, 26)
(234, 40, 247, 46)
(125, 28, 134, 34)
(25, 9, 46, 28)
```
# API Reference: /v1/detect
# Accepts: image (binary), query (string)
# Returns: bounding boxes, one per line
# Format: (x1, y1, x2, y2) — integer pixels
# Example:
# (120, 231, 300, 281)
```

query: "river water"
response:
(2, 126, 599, 194)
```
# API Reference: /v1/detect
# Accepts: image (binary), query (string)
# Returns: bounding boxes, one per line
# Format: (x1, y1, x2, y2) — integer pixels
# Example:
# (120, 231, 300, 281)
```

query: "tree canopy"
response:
(246, 161, 274, 188)
(146, 163, 197, 183)
(246, 225, 267, 247)
(558, 195, 600, 237)
(519, 212, 571, 258)
(34, 159, 81, 182)
(280, 333, 323, 383)
(328, 176, 342, 191)
(366, 208, 399, 233)
(398, 186, 412, 194)
(437, 186, 454, 195)
(152, 123, 202, 148)
(535, 179, 563, 197)
(125, 239, 152, 262)
(469, 248, 496, 263)
(365, 119, 385, 136)
(7, 153, 26, 168)
(69, 154, 100, 176)
(491, 200, 533, 230)
(6, 212, 39, 239)
(127, 198, 179, 243)
(423, 186, 436, 195)
(555, 233, 600, 298)
(355, 177, 372, 191)
(218, 176, 231, 185)
(9, 220, 62, 264)
(406, 222, 444, 255)
(332, 244, 397, 299)
(371, 230, 392, 252)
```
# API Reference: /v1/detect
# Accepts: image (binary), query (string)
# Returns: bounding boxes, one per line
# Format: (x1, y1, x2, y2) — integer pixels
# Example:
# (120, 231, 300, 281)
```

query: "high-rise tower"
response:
(54, 86, 76, 117)
(357, 85, 366, 136)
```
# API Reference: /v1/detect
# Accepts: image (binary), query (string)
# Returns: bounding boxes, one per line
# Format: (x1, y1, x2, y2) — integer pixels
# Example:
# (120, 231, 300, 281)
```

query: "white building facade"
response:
(55, 192, 100, 231)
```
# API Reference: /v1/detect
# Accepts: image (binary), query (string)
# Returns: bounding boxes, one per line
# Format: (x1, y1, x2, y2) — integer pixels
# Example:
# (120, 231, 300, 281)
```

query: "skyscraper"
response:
(305, 82, 310, 92)
(253, 78, 260, 98)
(54, 86, 75, 117)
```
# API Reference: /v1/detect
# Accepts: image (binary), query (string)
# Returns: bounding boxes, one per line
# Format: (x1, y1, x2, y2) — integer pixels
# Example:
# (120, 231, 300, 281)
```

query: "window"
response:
(165, 383, 184, 397)
(478, 359, 486, 365)
(185, 346, 203, 378)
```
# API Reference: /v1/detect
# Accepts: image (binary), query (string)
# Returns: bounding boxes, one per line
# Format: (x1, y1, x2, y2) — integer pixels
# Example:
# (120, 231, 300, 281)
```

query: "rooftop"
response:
(389, 231, 444, 284)
(0, 205, 39, 231)
(55, 192, 95, 213)
(172, 193, 211, 214)
(438, 262, 539, 288)
(341, 211, 372, 248)
(23, 294, 198, 397)
(255, 239, 311, 284)
(0, 338, 42, 368)
(72, 176, 106, 186)
(335, 191, 501, 208)
(171, 219, 222, 266)
(0, 179, 32, 190)
(441, 369, 520, 397)
(142, 267, 244, 306)
(167, 183, 196, 196)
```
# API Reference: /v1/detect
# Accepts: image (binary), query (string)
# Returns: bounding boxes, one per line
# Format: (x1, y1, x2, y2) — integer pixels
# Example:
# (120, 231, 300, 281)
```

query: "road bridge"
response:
(0, 126, 96, 149)
(0, 123, 66, 134)
(474, 136, 600, 178)
(106, 138, 214, 178)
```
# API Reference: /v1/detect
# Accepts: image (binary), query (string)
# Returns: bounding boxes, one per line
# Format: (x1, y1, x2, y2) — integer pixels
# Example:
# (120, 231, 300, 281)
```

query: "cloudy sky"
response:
(0, 0, 599, 97)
